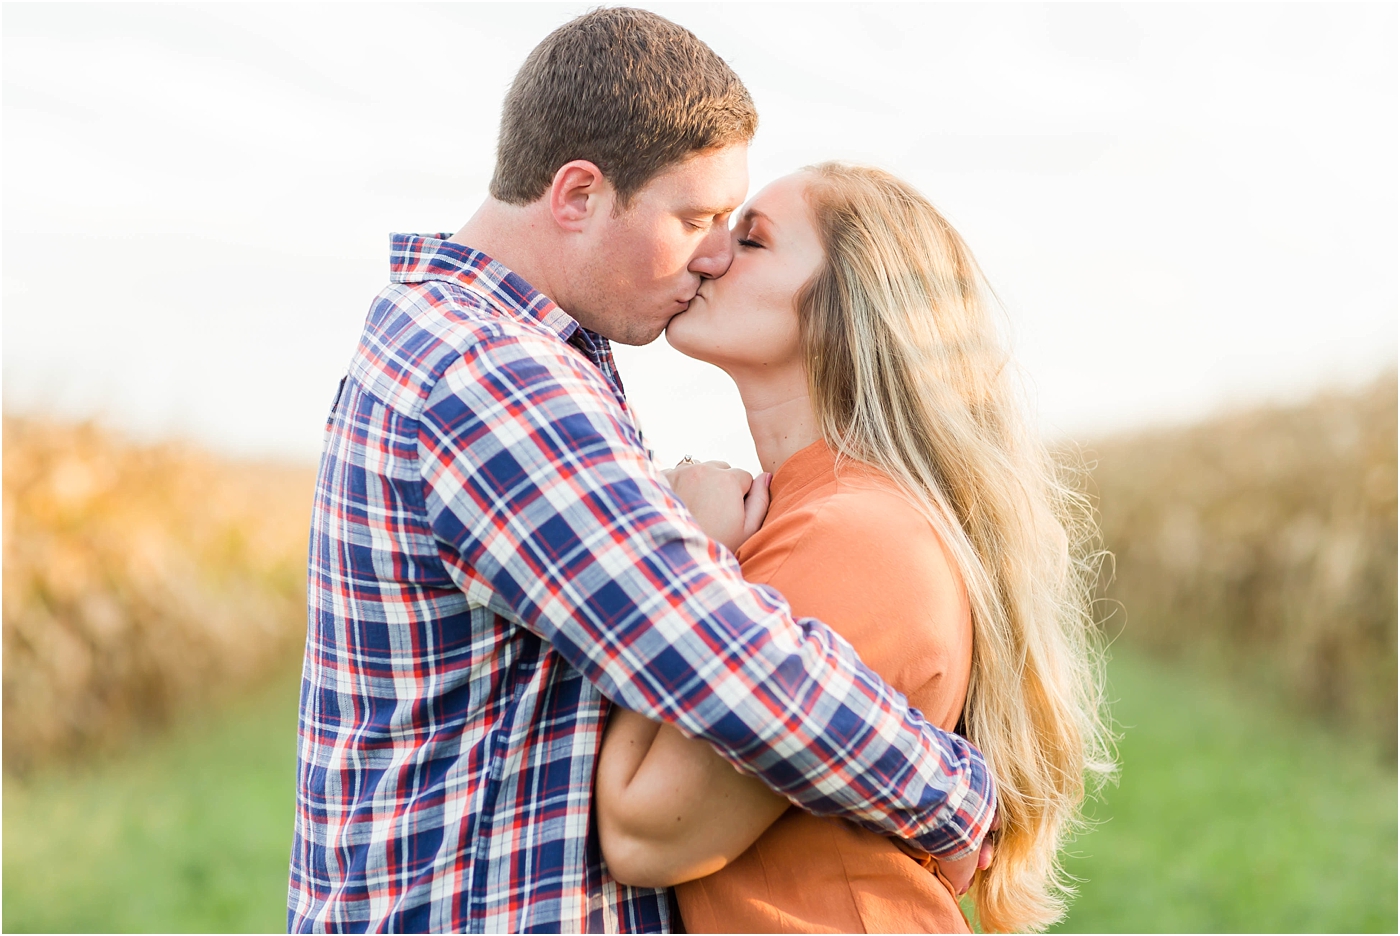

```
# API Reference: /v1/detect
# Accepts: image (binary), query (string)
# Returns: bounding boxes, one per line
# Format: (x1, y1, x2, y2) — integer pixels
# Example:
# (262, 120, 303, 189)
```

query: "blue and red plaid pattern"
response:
(288, 233, 996, 933)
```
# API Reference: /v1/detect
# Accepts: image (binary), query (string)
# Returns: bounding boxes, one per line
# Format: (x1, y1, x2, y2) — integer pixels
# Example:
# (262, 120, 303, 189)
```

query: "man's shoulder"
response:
(347, 279, 573, 419)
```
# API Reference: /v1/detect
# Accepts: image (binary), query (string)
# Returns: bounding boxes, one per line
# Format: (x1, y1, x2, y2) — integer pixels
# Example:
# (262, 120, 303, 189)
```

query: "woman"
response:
(595, 163, 1113, 933)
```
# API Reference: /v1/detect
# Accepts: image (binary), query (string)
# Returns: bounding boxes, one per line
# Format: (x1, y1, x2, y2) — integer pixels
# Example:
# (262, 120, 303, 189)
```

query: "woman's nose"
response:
(689, 224, 734, 280)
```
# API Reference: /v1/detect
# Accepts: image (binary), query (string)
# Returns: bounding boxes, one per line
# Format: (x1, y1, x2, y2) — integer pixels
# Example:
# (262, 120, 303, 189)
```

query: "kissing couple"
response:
(288, 7, 1110, 934)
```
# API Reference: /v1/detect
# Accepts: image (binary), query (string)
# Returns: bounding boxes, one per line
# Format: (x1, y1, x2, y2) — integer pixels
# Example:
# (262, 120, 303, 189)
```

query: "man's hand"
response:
(933, 809, 999, 896)
(660, 458, 771, 552)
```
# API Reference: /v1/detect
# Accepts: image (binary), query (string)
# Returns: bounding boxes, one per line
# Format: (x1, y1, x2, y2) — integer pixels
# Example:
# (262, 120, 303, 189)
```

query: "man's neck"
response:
(450, 198, 562, 304)
(731, 366, 821, 475)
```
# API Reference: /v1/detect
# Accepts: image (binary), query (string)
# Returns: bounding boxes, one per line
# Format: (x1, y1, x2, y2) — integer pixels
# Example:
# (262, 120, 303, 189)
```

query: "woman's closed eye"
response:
(738, 237, 764, 249)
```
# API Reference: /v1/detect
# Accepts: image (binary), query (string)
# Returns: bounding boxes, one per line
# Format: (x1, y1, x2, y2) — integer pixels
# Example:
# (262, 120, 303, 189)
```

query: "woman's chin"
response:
(663, 315, 705, 361)
(665, 306, 743, 371)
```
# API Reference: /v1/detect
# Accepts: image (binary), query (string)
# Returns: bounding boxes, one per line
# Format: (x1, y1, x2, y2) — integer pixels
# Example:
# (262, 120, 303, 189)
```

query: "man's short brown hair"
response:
(490, 7, 758, 207)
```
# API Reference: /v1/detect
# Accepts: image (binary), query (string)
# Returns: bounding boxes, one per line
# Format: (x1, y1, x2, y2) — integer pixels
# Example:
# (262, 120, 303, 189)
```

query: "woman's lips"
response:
(673, 281, 709, 313)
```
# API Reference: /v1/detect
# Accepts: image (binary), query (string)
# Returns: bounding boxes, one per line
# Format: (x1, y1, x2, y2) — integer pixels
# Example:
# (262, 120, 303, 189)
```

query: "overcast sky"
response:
(4, 2, 1396, 468)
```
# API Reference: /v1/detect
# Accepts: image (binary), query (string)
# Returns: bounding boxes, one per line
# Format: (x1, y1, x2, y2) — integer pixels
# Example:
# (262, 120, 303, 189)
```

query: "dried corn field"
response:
(4, 373, 1396, 773)
(3, 418, 316, 773)
(1088, 371, 1397, 752)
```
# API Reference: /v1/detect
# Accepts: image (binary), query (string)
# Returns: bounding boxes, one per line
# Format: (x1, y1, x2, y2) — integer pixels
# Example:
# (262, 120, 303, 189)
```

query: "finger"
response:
(741, 472, 771, 539)
(660, 468, 677, 488)
(937, 852, 976, 896)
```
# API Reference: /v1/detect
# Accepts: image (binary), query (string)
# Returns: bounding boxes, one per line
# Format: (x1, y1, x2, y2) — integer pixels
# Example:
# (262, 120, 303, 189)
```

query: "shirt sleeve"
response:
(415, 329, 996, 859)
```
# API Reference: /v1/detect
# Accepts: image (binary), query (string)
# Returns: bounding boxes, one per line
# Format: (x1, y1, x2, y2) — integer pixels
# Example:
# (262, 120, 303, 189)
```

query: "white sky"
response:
(4, 2, 1396, 469)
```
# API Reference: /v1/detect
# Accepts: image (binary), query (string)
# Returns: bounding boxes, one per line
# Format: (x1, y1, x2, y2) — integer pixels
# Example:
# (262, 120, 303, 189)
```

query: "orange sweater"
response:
(675, 440, 974, 934)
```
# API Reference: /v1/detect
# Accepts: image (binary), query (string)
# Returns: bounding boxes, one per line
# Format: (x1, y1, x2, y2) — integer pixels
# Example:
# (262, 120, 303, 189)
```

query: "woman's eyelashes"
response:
(738, 237, 764, 249)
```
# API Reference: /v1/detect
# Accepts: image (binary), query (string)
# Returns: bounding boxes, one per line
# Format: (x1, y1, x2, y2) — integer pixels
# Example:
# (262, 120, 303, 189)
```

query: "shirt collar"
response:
(389, 232, 626, 400)
(389, 232, 581, 342)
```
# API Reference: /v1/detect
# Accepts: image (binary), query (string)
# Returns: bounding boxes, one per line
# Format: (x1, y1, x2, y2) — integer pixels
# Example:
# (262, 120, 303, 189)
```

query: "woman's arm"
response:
(595, 707, 789, 888)
(596, 465, 787, 887)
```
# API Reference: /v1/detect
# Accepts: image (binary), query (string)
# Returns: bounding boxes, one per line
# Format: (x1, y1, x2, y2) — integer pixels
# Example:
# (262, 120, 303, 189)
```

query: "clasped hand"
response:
(660, 458, 771, 552)
(933, 810, 999, 895)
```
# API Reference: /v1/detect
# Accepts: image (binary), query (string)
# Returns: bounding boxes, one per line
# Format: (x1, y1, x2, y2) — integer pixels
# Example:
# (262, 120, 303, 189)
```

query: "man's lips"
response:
(667, 281, 705, 314)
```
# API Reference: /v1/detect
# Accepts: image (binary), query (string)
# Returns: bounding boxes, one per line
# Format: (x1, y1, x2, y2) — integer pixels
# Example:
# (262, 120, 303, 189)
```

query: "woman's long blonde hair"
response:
(796, 163, 1115, 933)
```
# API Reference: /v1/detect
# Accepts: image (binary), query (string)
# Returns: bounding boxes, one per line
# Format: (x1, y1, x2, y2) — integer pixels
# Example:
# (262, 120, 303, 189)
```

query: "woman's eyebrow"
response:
(738, 208, 774, 229)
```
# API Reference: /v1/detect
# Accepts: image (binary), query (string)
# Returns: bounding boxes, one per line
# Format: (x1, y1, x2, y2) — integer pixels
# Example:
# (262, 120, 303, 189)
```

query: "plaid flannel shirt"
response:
(288, 234, 996, 933)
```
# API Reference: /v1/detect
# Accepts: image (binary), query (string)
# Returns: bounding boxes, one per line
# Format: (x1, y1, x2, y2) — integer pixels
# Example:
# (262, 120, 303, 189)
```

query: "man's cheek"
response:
(654, 228, 696, 276)
(650, 247, 687, 280)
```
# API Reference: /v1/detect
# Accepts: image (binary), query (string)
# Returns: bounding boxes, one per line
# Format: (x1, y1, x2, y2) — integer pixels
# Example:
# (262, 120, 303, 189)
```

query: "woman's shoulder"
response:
(785, 460, 948, 560)
(828, 462, 937, 530)
(739, 459, 971, 699)
(746, 459, 951, 568)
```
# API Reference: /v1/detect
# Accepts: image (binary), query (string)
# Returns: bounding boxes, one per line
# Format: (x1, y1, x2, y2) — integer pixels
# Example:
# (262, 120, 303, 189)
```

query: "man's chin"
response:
(586, 300, 691, 347)
(606, 318, 671, 347)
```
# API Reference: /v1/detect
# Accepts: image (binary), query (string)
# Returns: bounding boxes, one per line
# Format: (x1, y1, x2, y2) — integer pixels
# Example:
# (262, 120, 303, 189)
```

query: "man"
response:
(289, 8, 995, 933)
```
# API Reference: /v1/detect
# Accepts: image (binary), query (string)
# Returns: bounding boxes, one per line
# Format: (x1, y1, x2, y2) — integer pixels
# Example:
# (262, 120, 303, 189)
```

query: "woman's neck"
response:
(730, 366, 821, 475)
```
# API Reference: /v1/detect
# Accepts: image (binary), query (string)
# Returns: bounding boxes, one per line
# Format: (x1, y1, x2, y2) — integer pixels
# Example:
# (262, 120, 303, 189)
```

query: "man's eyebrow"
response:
(688, 205, 739, 217)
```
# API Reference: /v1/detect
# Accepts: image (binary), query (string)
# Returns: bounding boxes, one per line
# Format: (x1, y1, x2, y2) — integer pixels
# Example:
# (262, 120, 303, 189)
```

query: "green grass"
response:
(4, 653, 1396, 933)
(1052, 652, 1397, 933)
(3, 672, 302, 933)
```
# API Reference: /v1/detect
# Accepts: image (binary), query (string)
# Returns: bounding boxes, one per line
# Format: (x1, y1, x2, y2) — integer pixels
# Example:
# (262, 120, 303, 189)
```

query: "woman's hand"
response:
(933, 810, 999, 895)
(660, 459, 771, 551)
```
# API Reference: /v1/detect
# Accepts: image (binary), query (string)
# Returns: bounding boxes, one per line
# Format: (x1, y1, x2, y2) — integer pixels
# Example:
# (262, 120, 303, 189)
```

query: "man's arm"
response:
(417, 332, 995, 858)
(601, 467, 998, 892)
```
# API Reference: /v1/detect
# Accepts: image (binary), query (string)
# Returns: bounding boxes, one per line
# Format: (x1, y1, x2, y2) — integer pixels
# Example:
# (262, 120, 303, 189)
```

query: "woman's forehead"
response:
(742, 173, 812, 226)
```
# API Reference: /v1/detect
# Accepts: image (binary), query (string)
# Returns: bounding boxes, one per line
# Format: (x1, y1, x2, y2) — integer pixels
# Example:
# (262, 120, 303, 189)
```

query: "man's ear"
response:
(548, 160, 613, 233)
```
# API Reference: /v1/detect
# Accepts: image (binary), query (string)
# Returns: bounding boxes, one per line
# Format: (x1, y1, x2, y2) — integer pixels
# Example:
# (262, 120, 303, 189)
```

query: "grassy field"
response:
(3, 670, 303, 934)
(1051, 653, 1396, 933)
(4, 652, 1394, 934)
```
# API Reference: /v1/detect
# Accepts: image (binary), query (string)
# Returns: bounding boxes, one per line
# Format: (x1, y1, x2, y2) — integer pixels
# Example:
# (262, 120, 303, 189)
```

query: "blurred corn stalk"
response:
(3, 417, 315, 773)
(1090, 372, 1397, 752)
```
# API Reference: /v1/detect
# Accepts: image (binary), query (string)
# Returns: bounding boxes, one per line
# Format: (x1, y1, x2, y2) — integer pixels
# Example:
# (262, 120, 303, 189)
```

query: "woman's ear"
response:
(548, 160, 613, 232)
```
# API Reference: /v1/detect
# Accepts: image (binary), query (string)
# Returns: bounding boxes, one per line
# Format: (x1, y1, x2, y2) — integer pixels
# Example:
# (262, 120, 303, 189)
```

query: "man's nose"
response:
(689, 223, 734, 280)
